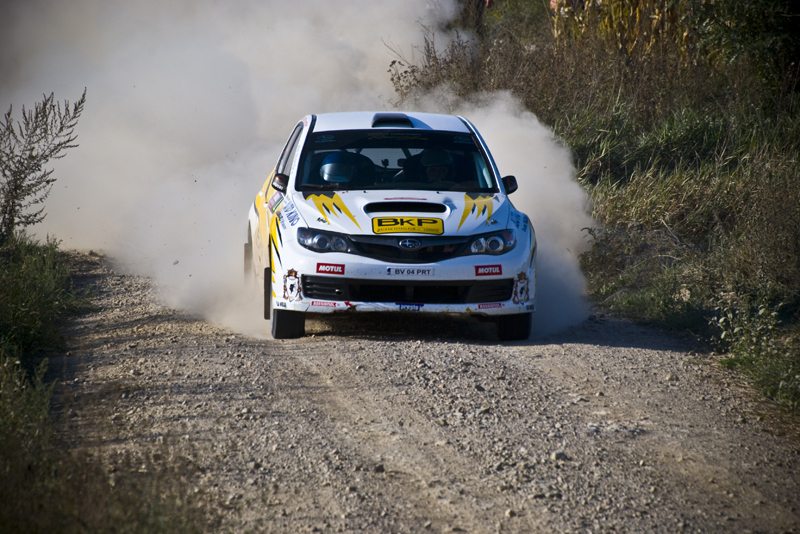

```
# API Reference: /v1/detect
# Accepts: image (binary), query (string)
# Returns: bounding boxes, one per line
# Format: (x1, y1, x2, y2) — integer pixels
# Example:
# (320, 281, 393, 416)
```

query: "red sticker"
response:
(311, 301, 338, 307)
(316, 263, 345, 275)
(475, 265, 502, 276)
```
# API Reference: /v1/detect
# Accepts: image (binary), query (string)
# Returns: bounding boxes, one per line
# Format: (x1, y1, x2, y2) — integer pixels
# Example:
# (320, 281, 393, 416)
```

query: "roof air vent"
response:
(371, 112, 414, 128)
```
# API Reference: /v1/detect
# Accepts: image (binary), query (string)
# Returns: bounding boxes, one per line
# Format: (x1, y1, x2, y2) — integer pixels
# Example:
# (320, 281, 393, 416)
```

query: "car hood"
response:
(288, 190, 511, 236)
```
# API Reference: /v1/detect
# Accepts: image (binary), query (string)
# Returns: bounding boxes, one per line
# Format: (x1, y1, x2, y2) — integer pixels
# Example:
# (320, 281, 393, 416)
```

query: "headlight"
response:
(469, 229, 516, 255)
(297, 228, 354, 253)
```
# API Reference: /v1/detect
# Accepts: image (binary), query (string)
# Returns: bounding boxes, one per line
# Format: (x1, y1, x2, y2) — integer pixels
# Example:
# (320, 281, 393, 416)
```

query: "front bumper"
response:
(271, 242, 536, 316)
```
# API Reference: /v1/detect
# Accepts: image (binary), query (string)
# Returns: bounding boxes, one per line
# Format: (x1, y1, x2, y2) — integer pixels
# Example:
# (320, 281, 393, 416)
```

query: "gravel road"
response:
(57, 252, 800, 533)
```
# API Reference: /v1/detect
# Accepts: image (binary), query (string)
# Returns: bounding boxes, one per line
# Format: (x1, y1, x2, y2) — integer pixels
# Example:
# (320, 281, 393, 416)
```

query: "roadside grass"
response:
(392, 1, 800, 413)
(0, 234, 88, 360)
(0, 235, 213, 533)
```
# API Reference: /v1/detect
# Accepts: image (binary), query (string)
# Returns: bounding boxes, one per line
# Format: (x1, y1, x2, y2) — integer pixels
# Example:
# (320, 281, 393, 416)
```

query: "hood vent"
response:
(364, 202, 447, 214)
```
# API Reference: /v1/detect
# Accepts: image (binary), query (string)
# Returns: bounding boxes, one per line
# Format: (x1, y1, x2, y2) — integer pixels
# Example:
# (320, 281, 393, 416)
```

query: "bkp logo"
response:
(372, 217, 443, 235)
(475, 265, 502, 276)
(316, 263, 345, 275)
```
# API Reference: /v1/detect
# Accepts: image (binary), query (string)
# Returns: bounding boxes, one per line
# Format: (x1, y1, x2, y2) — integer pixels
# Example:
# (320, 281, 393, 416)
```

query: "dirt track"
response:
(58, 253, 800, 533)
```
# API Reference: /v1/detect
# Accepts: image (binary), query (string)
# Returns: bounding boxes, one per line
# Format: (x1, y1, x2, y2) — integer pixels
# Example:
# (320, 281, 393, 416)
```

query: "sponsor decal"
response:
(397, 303, 424, 311)
(372, 217, 443, 235)
(458, 194, 494, 230)
(386, 267, 435, 276)
(304, 192, 361, 229)
(475, 264, 502, 276)
(268, 191, 284, 213)
(383, 197, 427, 201)
(316, 263, 345, 275)
(283, 268, 302, 301)
(269, 216, 282, 276)
(311, 301, 338, 307)
(509, 209, 530, 233)
(282, 199, 300, 227)
(478, 303, 504, 309)
(526, 304, 535, 311)
(275, 301, 287, 308)
(512, 272, 531, 304)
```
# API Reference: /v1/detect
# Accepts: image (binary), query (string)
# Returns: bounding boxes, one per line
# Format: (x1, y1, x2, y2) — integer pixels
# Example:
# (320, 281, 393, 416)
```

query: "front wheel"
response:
(497, 312, 532, 341)
(271, 309, 305, 339)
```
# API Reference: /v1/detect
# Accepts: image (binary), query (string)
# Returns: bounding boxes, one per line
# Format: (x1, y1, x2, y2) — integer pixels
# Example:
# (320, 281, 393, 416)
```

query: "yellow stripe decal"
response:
(458, 194, 494, 230)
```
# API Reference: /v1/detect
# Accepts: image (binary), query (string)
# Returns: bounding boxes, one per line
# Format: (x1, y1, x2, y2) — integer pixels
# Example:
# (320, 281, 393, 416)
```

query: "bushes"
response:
(0, 234, 85, 359)
(712, 296, 799, 412)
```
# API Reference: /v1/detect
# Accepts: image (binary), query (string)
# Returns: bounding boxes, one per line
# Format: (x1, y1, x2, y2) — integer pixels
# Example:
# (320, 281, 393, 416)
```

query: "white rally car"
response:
(246, 112, 536, 340)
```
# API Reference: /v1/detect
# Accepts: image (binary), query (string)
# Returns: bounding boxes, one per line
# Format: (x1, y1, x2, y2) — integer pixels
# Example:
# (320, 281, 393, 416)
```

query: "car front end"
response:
(247, 112, 536, 340)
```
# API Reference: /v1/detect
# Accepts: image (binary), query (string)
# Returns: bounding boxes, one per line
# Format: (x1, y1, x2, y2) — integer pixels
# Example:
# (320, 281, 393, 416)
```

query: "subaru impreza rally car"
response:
(245, 112, 536, 340)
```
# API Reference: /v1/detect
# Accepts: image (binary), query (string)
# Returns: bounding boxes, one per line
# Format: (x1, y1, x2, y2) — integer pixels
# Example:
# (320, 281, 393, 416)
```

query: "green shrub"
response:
(712, 296, 800, 412)
(0, 233, 86, 360)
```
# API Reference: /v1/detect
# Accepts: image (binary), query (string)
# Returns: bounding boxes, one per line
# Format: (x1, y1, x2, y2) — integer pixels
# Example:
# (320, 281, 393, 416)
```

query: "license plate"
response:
(386, 267, 435, 277)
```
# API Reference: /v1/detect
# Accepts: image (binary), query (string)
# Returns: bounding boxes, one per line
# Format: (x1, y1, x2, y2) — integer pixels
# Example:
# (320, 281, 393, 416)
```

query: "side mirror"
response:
(271, 173, 289, 193)
(502, 175, 518, 195)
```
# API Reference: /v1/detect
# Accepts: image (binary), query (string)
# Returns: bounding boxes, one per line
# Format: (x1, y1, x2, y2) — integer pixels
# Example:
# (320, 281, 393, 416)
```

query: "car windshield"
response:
(295, 130, 497, 193)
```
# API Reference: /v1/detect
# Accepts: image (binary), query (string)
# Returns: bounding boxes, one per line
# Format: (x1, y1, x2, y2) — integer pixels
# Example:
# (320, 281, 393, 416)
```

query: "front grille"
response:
(302, 276, 513, 304)
(349, 235, 470, 264)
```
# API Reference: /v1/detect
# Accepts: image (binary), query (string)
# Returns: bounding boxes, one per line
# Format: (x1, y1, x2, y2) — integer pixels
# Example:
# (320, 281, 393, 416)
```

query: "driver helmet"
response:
(319, 152, 355, 183)
(420, 149, 453, 181)
(420, 149, 453, 168)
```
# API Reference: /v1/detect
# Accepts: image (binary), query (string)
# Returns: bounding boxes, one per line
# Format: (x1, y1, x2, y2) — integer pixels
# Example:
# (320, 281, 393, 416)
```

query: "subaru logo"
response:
(398, 238, 421, 250)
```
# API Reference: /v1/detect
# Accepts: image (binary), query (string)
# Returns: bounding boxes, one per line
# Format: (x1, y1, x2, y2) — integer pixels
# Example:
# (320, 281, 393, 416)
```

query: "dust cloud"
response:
(1, 0, 592, 339)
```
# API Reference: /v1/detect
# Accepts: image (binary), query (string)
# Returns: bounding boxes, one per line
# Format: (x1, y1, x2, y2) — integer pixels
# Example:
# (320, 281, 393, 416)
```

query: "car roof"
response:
(311, 112, 472, 134)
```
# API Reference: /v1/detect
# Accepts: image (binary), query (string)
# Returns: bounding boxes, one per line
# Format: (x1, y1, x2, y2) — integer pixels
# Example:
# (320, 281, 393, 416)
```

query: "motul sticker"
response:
(475, 265, 502, 276)
(478, 303, 504, 309)
(316, 263, 345, 275)
(311, 301, 338, 307)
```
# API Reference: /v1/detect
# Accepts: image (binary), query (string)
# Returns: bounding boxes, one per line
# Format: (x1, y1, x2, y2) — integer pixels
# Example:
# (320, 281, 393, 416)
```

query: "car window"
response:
(277, 123, 304, 175)
(295, 130, 498, 193)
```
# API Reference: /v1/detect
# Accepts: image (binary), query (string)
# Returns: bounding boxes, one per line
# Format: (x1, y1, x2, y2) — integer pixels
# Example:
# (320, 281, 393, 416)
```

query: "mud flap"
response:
(264, 267, 271, 320)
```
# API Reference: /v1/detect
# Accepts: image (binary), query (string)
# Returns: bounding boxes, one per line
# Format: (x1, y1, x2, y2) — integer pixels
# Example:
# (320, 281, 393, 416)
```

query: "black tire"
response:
(497, 312, 532, 341)
(271, 309, 305, 339)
